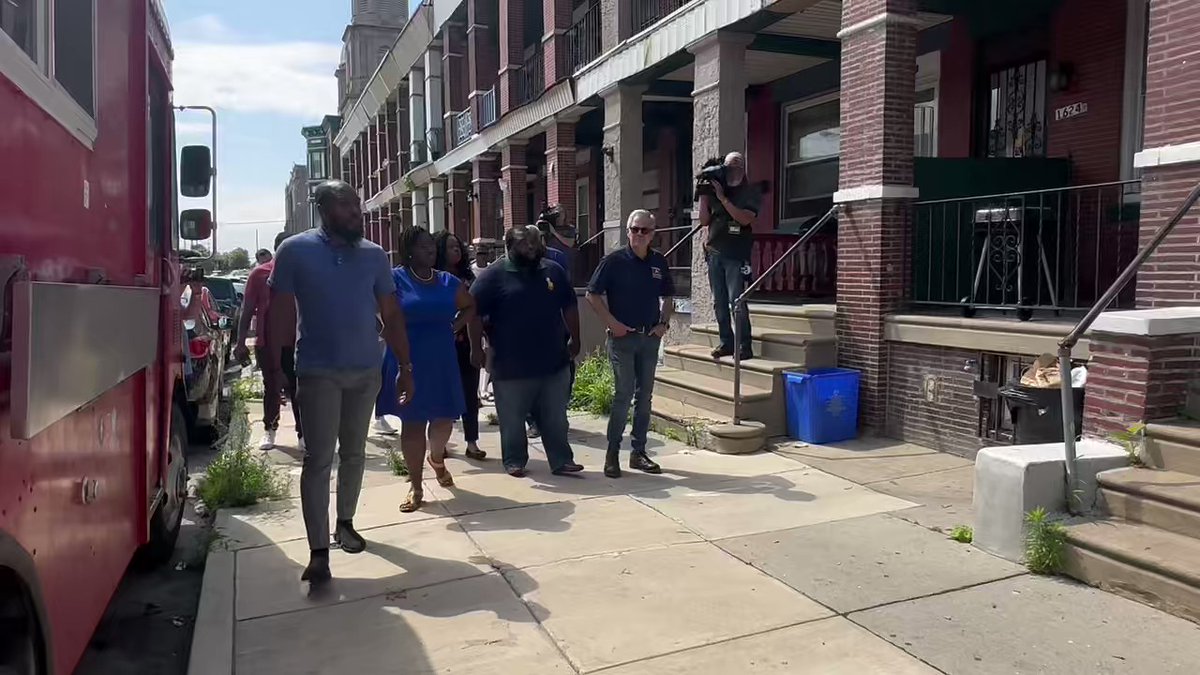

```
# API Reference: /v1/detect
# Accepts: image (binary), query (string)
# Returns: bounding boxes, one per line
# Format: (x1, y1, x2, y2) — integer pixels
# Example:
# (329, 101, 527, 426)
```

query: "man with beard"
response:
(267, 180, 414, 584)
(471, 225, 583, 477)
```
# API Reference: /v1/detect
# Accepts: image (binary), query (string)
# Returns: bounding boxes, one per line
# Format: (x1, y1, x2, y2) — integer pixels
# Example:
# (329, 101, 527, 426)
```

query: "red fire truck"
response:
(0, 2, 218, 673)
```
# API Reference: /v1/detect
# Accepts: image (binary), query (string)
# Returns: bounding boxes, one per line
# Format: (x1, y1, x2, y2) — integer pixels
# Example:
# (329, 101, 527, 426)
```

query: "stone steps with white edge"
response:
(1145, 421, 1200, 476)
(652, 367, 784, 437)
(745, 303, 836, 335)
(688, 323, 837, 366)
(1098, 467, 1200, 540)
(662, 344, 800, 392)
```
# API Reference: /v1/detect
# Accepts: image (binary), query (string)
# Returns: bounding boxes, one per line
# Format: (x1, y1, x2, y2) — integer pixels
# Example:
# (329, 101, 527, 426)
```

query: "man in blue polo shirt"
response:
(267, 180, 414, 584)
(587, 209, 675, 478)
(472, 225, 583, 477)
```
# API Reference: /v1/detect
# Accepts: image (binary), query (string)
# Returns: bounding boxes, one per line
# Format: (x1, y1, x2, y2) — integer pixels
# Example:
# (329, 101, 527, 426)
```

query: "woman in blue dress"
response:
(378, 227, 479, 512)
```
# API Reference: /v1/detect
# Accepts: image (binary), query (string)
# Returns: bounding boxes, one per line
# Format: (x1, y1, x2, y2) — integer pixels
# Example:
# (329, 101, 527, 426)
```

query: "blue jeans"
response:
(707, 252, 752, 351)
(606, 333, 661, 453)
(494, 365, 575, 471)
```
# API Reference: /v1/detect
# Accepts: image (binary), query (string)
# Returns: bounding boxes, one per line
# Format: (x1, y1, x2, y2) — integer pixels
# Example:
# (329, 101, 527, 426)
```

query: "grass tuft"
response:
(949, 524, 974, 544)
(196, 385, 289, 511)
(1024, 507, 1068, 575)
(569, 351, 617, 416)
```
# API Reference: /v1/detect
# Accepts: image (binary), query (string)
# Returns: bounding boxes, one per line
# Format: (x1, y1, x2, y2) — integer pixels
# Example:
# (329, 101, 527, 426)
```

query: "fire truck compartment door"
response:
(11, 281, 159, 440)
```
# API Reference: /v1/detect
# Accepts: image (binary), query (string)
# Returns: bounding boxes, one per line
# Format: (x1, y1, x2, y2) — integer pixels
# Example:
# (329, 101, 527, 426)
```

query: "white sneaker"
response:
(374, 416, 397, 435)
(260, 430, 276, 450)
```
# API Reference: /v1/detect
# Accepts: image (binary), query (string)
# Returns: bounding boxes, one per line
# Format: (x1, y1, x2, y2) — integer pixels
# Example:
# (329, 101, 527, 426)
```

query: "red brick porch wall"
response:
(886, 342, 986, 458)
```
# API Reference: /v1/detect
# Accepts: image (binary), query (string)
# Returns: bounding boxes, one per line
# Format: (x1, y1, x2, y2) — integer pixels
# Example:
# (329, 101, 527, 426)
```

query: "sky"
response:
(164, 0, 348, 253)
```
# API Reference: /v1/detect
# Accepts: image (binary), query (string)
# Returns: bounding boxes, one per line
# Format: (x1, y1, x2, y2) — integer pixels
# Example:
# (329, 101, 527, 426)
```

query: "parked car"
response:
(203, 275, 243, 359)
(181, 278, 235, 440)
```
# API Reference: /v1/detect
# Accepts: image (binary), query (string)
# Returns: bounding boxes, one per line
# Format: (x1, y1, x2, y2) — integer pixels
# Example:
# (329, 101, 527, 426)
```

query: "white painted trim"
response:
(836, 11, 923, 40)
(1091, 307, 1200, 337)
(1121, 0, 1149, 180)
(833, 185, 920, 203)
(1134, 141, 1200, 169)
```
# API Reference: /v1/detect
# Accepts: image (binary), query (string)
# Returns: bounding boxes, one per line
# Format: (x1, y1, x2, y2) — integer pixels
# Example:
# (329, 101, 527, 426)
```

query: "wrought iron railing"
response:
(517, 44, 545, 106)
(479, 87, 498, 129)
(1057, 181, 1200, 514)
(911, 180, 1143, 319)
(750, 231, 837, 300)
(454, 109, 473, 146)
(632, 0, 689, 34)
(566, 2, 602, 72)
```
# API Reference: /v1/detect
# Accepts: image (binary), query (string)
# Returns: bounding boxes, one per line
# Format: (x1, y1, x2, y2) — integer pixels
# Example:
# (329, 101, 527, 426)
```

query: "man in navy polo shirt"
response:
(267, 180, 414, 584)
(587, 209, 675, 478)
(472, 225, 584, 477)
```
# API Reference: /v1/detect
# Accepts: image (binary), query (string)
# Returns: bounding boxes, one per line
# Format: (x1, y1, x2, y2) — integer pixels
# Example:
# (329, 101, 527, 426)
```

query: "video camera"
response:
(693, 157, 726, 201)
(535, 204, 562, 232)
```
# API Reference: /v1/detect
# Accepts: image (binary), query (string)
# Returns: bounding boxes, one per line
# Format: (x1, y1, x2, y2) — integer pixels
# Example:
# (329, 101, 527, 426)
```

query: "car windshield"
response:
(204, 278, 236, 302)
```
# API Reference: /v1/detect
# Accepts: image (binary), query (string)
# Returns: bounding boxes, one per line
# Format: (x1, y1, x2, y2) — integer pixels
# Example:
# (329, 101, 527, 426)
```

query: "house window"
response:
(309, 150, 327, 180)
(781, 96, 840, 228)
(0, 0, 97, 145)
(985, 59, 1047, 158)
(914, 87, 938, 157)
(575, 177, 590, 238)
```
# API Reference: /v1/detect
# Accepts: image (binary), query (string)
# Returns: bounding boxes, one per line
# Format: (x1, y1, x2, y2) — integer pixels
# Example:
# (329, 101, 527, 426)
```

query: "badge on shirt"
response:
(546, 276, 555, 292)
(651, 267, 663, 280)
(729, 224, 742, 234)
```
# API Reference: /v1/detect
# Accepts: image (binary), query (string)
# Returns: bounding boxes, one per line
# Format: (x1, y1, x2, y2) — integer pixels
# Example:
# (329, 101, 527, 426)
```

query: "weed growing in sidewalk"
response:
(570, 351, 616, 415)
(231, 373, 265, 401)
(486, 411, 499, 425)
(1024, 507, 1068, 574)
(949, 525, 974, 544)
(386, 447, 409, 476)
(1110, 422, 1147, 467)
(197, 388, 289, 511)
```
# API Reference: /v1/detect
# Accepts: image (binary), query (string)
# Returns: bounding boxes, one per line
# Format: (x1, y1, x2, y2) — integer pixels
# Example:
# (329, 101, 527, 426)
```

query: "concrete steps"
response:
(650, 305, 836, 453)
(1099, 468, 1200, 539)
(1145, 421, 1200, 475)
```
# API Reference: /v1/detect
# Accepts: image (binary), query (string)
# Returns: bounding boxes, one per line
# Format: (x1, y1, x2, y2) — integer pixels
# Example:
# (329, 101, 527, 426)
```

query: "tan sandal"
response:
(428, 457, 454, 487)
(399, 487, 424, 513)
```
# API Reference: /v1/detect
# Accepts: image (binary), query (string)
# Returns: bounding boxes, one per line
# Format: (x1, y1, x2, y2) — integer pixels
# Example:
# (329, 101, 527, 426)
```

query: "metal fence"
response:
(454, 109, 473, 146)
(479, 87, 498, 129)
(749, 231, 838, 300)
(566, 2, 602, 73)
(632, 0, 689, 34)
(911, 180, 1143, 317)
(517, 44, 545, 107)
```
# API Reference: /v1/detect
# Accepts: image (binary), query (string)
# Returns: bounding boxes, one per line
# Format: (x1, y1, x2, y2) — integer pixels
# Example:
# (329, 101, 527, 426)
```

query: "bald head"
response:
(314, 179, 364, 243)
(724, 152, 747, 186)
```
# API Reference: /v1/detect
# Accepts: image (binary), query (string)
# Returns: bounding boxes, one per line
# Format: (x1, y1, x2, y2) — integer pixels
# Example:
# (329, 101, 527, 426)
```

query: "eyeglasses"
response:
(629, 226, 654, 235)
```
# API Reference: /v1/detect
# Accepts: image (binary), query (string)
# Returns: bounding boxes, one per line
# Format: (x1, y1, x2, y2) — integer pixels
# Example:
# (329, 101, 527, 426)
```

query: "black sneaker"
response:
(738, 351, 754, 361)
(334, 520, 366, 554)
(551, 462, 584, 476)
(630, 451, 662, 474)
(604, 451, 622, 479)
(505, 465, 528, 478)
(711, 346, 733, 359)
(301, 551, 331, 584)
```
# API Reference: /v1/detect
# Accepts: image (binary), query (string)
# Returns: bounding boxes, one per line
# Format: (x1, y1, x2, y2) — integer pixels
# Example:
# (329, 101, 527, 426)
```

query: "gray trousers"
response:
(606, 333, 661, 453)
(296, 367, 382, 550)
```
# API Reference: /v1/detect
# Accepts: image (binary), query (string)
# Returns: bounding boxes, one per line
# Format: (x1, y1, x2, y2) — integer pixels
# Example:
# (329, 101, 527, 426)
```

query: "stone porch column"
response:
(444, 22, 469, 149)
(448, 169, 473, 240)
(408, 66, 427, 164)
(599, 0, 630, 52)
(411, 186, 429, 230)
(468, 0, 499, 131)
(498, 0, 524, 115)
(429, 178, 448, 233)
(500, 141, 529, 229)
(834, 0, 920, 430)
(600, 84, 644, 254)
(425, 40, 445, 159)
(543, 0, 573, 87)
(473, 153, 503, 241)
(688, 33, 750, 328)
(545, 120, 577, 229)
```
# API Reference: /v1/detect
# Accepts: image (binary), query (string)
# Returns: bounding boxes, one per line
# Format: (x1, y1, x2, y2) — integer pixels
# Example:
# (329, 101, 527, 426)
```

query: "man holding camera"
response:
(699, 151, 760, 360)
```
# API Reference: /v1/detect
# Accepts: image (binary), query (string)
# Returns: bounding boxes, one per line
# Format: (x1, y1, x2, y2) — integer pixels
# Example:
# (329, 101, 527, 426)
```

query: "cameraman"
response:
(699, 151, 760, 360)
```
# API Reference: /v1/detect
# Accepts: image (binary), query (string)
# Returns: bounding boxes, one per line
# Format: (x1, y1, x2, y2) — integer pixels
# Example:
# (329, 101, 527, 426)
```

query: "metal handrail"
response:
(664, 223, 702, 259)
(731, 205, 840, 424)
(579, 223, 696, 249)
(1056, 180, 1200, 512)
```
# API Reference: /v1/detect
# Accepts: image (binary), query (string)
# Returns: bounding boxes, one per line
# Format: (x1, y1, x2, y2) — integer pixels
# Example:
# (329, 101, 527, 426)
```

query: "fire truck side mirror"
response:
(180, 145, 212, 197)
(180, 209, 213, 241)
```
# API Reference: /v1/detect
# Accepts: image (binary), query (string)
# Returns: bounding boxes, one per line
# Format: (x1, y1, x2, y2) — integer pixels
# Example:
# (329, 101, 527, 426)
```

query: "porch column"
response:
(468, 0, 499, 130)
(411, 186, 429, 230)
(498, 0, 523, 115)
(398, 96, 411, 173)
(425, 40, 445, 159)
(834, 0, 920, 430)
(444, 22, 469, 149)
(409, 66, 427, 164)
(599, 0, 631, 52)
(1134, 0, 1200, 307)
(688, 33, 750, 328)
(448, 169, 472, 240)
(472, 152, 503, 240)
(500, 141, 529, 229)
(429, 178, 448, 233)
(543, 0, 573, 86)
(399, 193, 414, 259)
(545, 119, 577, 230)
(600, 84, 644, 253)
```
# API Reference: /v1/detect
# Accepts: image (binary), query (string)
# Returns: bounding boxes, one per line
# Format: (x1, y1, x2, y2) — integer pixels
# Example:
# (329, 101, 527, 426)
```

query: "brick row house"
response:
(335, 0, 1198, 458)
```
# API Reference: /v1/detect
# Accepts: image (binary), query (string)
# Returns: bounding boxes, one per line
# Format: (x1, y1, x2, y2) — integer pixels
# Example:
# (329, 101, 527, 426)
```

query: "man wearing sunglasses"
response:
(587, 210, 675, 478)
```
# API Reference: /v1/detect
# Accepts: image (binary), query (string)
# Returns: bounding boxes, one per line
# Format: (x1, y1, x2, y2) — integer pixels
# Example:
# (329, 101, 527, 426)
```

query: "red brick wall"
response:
(1084, 333, 1200, 436)
(746, 85, 779, 232)
(886, 342, 985, 457)
(1046, 0, 1127, 186)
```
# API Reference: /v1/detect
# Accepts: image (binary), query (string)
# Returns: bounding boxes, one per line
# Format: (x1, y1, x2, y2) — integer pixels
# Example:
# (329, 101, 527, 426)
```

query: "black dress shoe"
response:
(551, 462, 584, 475)
(334, 520, 366, 554)
(711, 346, 734, 359)
(505, 465, 528, 478)
(738, 351, 754, 361)
(604, 450, 622, 478)
(630, 451, 662, 474)
(301, 551, 331, 584)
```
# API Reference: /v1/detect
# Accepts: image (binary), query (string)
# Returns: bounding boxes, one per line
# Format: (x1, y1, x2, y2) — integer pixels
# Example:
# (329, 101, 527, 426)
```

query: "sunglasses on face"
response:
(629, 226, 654, 235)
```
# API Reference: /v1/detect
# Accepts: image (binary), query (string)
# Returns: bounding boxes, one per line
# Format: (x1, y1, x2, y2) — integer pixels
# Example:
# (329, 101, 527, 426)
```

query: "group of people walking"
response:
(249, 149, 759, 584)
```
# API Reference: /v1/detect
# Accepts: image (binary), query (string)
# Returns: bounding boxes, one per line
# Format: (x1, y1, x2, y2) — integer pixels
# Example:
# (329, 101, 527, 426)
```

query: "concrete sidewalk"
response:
(189, 405, 1200, 674)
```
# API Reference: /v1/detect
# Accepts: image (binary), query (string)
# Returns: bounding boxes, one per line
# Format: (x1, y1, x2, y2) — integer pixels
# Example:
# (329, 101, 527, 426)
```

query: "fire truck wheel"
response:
(139, 406, 189, 567)
(0, 569, 44, 675)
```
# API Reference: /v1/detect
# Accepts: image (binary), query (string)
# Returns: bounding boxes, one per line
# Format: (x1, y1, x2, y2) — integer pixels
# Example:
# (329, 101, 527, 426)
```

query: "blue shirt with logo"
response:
(588, 247, 676, 330)
(268, 228, 396, 373)
(471, 257, 577, 381)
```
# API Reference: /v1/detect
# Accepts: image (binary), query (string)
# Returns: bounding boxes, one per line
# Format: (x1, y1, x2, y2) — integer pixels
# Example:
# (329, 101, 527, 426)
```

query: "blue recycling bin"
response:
(784, 368, 860, 444)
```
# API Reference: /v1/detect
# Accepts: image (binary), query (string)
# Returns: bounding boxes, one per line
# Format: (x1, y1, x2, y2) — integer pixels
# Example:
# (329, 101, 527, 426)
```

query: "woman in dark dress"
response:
(378, 227, 479, 512)
(434, 230, 486, 461)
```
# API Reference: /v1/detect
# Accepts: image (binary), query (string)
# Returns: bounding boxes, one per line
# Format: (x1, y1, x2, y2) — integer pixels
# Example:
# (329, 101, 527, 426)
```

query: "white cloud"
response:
(175, 14, 236, 42)
(175, 120, 213, 138)
(173, 40, 340, 118)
